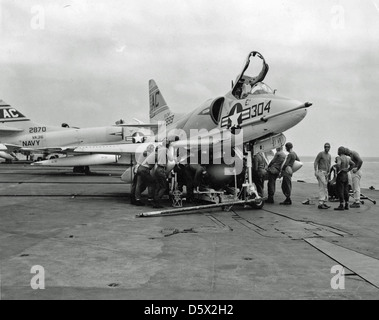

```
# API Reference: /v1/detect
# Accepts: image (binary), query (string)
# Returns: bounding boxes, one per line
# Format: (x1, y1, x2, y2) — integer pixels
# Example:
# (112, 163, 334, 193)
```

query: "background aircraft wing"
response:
(17, 146, 77, 153)
(74, 142, 158, 155)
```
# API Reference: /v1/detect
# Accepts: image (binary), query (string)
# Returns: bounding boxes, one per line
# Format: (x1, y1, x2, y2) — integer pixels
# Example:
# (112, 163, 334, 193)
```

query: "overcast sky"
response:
(0, 0, 378, 156)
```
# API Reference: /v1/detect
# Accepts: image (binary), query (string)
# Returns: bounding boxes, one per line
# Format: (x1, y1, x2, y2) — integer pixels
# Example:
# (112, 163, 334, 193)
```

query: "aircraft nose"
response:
(290, 101, 310, 125)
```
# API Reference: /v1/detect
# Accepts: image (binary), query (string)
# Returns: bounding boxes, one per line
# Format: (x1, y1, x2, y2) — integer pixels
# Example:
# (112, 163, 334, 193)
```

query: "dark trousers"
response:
(267, 172, 279, 199)
(184, 164, 204, 199)
(154, 166, 167, 202)
(336, 171, 349, 203)
(252, 173, 265, 197)
(135, 166, 155, 200)
(130, 174, 138, 199)
(281, 171, 292, 199)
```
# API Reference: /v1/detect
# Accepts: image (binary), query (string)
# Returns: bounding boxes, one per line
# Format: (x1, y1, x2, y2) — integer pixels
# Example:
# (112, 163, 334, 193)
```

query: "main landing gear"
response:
(73, 166, 91, 175)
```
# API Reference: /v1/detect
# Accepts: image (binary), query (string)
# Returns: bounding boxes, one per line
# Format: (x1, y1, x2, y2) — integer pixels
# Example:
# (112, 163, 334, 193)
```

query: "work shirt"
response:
(253, 153, 267, 171)
(282, 151, 300, 170)
(268, 150, 286, 171)
(314, 151, 331, 172)
(155, 145, 175, 166)
(141, 151, 156, 169)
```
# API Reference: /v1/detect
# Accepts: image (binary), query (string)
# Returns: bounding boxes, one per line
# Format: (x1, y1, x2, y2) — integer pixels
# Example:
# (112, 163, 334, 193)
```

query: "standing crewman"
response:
(153, 138, 174, 208)
(184, 163, 208, 201)
(280, 142, 300, 205)
(334, 147, 355, 211)
(266, 147, 286, 203)
(314, 143, 332, 209)
(252, 151, 267, 197)
(344, 148, 363, 208)
(130, 144, 155, 204)
(134, 146, 157, 206)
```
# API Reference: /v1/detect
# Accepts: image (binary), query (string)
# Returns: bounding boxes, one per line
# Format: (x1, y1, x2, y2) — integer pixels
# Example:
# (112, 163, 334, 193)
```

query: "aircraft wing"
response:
(116, 123, 160, 129)
(1, 143, 24, 153)
(74, 142, 158, 155)
(15, 146, 77, 153)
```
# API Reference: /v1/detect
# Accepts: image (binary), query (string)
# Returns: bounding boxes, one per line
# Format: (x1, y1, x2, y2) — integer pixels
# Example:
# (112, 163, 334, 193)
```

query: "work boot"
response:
(350, 202, 360, 208)
(344, 203, 349, 210)
(134, 199, 145, 206)
(334, 204, 344, 211)
(266, 197, 274, 204)
(187, 197, 194, 204)
(280, 198, 292, 205)
(153, 201, 164, 209)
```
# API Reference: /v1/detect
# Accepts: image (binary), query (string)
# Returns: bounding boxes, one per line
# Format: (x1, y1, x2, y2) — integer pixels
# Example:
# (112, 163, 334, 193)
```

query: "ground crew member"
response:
(130, 144, 155, 204)
(252, 152, 267, 197)
(134, 146, 157, 206)
(314, 143, 332, 209)
(266, 147, 286, 203)
(184, 163, 208, 201)
(280, 142, 300, 205)
(153, 139, 174, 208)
(345, 148, 363, 208)
(334, 147, 355, 211)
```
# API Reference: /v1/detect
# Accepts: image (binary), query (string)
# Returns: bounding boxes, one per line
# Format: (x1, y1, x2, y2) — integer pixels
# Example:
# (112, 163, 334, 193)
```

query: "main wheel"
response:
(248, 195, 264, 209)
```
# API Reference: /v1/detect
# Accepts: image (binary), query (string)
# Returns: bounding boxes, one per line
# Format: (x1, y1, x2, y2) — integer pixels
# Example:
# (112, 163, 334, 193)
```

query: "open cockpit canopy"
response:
(231, 51, 269, 99)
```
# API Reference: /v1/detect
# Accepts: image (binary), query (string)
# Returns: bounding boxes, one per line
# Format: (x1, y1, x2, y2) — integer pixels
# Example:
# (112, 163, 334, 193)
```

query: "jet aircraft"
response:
(0, 100, 154, 173)
(74, 51, 311, 207)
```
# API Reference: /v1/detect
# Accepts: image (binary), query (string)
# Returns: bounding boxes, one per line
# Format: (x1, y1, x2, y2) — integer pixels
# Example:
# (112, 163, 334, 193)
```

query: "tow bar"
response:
(136, 198, 260, 218)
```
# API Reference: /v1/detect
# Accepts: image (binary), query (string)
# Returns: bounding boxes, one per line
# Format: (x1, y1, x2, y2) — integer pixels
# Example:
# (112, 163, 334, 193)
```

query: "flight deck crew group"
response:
(256, 141, 364, 210)
(313, 144, 363, 210)
(131, 139, 364, 211)
(131, 139, 173, 209)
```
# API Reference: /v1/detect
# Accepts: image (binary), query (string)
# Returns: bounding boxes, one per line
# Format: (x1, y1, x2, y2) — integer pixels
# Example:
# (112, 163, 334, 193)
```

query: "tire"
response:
(250, 199, 264, 209)
(73, 166, 84, 173)
(248, 196, 264, 209)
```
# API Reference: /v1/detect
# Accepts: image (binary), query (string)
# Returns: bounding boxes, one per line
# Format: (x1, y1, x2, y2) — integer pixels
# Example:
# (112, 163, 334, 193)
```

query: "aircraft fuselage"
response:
(165, 91, 307, 145)
(0, 125, 124, 150)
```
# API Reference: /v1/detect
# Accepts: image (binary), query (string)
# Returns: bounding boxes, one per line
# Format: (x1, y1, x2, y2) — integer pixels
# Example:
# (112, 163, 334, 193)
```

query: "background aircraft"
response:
(0, 100, 154, 173)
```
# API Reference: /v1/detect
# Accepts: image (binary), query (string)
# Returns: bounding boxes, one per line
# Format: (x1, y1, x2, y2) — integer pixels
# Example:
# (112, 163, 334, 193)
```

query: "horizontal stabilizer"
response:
(0, 126, 24, 133)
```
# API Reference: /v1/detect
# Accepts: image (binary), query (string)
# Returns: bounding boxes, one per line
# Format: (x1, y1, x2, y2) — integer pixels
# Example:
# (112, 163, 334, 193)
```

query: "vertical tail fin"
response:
(0, 100, 30, 123)
(149, 79, 173, 122)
